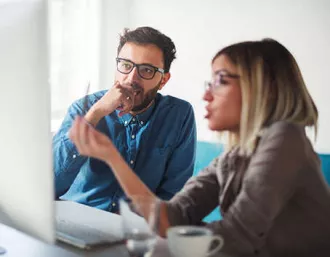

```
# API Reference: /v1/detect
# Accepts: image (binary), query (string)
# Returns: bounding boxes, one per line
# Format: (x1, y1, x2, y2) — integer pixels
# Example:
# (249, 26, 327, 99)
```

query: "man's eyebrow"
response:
(117, 57, 158, 67)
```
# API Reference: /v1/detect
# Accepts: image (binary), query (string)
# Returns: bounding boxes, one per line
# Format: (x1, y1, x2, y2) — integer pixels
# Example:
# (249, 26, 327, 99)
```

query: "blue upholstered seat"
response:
(194, 141, 330, 222)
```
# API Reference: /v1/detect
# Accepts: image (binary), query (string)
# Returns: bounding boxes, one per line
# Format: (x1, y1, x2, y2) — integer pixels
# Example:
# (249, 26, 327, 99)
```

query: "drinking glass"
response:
(120, 195, 160, 256)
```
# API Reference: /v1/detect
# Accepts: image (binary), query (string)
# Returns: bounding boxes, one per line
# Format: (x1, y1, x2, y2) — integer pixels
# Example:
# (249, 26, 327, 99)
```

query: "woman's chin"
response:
(208, 122, 220, 131)
(208, 121, 229, 132)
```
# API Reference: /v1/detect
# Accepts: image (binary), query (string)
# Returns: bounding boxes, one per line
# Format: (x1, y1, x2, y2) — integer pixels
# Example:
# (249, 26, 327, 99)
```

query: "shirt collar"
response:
(117, 100, 156, 127)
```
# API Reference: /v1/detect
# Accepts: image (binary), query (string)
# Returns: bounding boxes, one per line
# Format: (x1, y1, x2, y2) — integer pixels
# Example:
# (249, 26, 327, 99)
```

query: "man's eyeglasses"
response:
(205, 71, 240, 92)
(116, 58, 165, 80)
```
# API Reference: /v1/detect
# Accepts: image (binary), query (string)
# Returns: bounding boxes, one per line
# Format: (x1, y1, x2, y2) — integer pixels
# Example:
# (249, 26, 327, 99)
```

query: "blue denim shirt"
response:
(53, 90, 196, 212)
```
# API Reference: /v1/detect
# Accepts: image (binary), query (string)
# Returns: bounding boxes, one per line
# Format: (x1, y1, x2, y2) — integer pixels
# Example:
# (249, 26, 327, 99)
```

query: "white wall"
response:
(49, 0, 132, 131)
(115, 0, 330, 153)
(49, 0, 102, 120)
(98, 0, 131, 90)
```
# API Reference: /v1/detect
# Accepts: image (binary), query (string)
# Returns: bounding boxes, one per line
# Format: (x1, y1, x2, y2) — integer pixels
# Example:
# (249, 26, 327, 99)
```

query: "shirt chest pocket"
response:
(140, 146, 170, 168)
(136, 146, 171, 189)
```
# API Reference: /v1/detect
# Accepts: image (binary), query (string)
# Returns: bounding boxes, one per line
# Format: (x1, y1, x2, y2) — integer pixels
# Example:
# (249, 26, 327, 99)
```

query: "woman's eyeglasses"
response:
(205, 71, 240, 92)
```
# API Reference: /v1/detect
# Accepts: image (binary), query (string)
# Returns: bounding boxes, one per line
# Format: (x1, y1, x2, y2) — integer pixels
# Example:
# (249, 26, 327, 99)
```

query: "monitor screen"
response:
(0, 0, 54, 244)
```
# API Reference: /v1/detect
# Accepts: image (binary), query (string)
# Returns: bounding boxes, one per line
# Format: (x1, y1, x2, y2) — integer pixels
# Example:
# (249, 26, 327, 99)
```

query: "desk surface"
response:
(0, 223, 170, 257)
(0, 223, 78, 257)
(57, 237, 171, 257)
(0, 201, 172, 257)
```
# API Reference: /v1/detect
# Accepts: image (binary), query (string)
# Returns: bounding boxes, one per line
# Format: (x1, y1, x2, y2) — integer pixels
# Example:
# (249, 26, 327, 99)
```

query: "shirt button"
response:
(73, 154, 77, 159)
(112, 202, 116, 207)
(131, 134, 135, 139)
(132, 118, 136, 122)
(124, 121, 128, 125)
(130, 160, 134, 164)
(140, 121, 144, 125)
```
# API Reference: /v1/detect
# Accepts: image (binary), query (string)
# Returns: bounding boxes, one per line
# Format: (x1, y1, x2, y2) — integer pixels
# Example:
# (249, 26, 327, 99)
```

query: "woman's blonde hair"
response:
(212, 39, 318, 155)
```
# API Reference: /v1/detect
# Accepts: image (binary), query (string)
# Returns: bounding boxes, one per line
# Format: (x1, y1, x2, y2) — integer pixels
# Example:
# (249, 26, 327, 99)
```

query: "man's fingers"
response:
(113, 81, 121, 90)
(118, 99, 134, 116)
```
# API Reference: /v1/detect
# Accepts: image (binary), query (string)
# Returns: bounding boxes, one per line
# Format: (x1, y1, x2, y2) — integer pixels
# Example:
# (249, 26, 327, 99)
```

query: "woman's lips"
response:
(205, 107, 211, 119)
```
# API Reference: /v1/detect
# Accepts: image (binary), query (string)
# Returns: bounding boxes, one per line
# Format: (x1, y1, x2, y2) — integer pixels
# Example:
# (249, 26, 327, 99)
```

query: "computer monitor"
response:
(0, 0, 54, 244)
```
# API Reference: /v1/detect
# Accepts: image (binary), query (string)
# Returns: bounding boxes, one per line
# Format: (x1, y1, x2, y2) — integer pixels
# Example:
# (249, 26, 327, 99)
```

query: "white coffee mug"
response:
(167, 226, 224, 257)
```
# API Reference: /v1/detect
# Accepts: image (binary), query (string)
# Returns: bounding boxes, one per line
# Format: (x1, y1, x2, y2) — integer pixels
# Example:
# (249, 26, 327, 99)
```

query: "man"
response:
(53, 27, 196, 212)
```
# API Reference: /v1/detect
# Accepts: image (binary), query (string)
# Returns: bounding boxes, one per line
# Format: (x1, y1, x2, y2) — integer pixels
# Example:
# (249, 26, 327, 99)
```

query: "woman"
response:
(69, 39, 330, 257)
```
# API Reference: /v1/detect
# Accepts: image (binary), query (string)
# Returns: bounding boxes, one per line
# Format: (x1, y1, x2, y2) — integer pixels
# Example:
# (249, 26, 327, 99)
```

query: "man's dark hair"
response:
(117, 26, 176, 73)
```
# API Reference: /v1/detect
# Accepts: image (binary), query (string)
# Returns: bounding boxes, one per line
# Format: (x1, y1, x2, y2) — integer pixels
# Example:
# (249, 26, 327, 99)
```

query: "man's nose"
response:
(126, 67, 140, 82)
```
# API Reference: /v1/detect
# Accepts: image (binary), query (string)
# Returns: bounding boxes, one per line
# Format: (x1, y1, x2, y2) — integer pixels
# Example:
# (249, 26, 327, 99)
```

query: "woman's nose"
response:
(203, 89, 213, 102)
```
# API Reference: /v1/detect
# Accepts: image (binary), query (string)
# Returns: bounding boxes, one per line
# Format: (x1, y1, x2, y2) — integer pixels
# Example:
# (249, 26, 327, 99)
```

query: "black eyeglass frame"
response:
(116, 57, 165, 80)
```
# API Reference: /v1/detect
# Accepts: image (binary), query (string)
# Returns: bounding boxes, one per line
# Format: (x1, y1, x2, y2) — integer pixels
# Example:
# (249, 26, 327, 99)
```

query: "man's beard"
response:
(131, 82, 161, 112)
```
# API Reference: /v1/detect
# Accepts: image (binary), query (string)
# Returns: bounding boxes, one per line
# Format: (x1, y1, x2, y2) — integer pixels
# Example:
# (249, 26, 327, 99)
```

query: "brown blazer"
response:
(166, 121, 330, 257)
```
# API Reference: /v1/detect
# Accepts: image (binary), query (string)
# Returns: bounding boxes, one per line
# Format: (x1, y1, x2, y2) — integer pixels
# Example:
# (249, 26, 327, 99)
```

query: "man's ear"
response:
(158, 73, 171, 90)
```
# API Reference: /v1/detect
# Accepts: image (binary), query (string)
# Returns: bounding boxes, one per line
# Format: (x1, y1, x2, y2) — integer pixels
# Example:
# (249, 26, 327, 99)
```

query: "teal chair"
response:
(194, 141, 224, 222)
(319, 154, 330, 184)
(194, 141, 330, 223)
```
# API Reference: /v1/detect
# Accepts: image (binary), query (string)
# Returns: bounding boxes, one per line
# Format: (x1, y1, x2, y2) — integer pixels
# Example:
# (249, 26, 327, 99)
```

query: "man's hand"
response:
(84, 82, 135, 126)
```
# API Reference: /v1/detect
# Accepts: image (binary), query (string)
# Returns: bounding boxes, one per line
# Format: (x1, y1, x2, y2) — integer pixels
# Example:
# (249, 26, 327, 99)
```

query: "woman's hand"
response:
(69, 116, 113, 162)
(69, 116, 171, 235)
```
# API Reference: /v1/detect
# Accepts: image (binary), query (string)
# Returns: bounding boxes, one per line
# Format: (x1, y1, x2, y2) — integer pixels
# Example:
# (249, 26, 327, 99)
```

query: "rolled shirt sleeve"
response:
(53, 100, 88, 197)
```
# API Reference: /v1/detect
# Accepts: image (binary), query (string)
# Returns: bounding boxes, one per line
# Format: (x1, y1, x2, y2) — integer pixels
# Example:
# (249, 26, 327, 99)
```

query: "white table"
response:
(0, 223, 78, 257)
(0, 223, 171, 257)
(0, 201, 172, 257)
